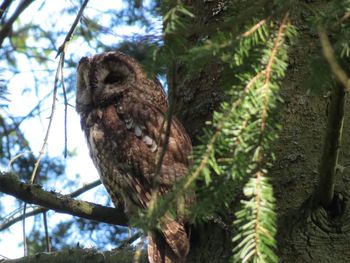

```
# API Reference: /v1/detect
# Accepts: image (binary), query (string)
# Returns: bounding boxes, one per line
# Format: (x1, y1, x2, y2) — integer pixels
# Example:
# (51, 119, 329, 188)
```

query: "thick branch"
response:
(1, 248, 148, 263)
(315, 27, 347, 208)
(0, 0, 34, 48)
(0, 180, 102, 231)
(0, 173, 128, 226)
(315, 83, 345, 208)
(0, 0, 13, 20)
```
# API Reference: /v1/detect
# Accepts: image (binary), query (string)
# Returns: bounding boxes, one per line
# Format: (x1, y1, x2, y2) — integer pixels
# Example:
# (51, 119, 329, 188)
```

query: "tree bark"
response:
(4, 0, 350, 262)
(172, 1, 232, 262)
(2, 248, 148, 263)
(175, 0, 350, 262)
(0, 173, 128, 226)
(270, 1, 350, 262)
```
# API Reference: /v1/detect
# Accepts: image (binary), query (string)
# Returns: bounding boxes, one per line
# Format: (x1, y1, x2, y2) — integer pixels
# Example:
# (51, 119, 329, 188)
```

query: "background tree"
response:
(1, 0, 350, 262)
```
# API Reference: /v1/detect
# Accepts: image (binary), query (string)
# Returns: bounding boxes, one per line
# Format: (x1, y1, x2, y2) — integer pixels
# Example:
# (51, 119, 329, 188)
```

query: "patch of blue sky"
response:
(0, 0, 162, 259)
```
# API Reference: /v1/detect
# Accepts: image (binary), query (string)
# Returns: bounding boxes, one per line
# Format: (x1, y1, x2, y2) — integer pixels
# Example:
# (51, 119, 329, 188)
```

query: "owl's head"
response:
(76, 51, 162, 113)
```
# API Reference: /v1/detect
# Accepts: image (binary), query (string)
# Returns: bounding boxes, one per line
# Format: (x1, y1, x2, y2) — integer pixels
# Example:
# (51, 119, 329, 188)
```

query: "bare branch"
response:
(0, 180, 102, 231)
(0, 173, 128, 226)
(117, 231, 143, 249)
(0, 0, 34, 48)
(318, 26, 350, 92)
(1, 248, 148, 263)
(56, 0, 89, 57)
(0, 0, 13, 20)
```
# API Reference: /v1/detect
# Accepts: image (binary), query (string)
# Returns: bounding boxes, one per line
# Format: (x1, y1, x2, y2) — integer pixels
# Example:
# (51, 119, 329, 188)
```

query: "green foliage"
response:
(140, 2, 297, 262)
(185, 15, 295, 262)
(2, 0, 350, 262)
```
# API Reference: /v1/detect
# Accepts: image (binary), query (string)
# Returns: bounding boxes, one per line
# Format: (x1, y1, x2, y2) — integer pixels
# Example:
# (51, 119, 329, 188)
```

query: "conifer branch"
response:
(234, 12, 290, 263)
(241, 19, 267, 38)
(184, 72, 264, 190)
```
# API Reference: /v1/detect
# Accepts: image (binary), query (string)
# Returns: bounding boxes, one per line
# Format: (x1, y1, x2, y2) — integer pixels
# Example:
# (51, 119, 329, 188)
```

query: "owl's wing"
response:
(101, 96, 191, 204)
(117, 98, 192, 184)
(116, 97, 191, 261)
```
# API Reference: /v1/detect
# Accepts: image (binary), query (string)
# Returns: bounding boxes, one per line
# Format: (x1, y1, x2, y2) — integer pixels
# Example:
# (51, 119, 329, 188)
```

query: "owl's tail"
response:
(148, 218, 189, 263)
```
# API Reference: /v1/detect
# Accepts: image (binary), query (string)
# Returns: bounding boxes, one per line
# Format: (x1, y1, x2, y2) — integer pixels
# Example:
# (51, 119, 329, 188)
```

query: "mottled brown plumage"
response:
(76, 51, 192, 263)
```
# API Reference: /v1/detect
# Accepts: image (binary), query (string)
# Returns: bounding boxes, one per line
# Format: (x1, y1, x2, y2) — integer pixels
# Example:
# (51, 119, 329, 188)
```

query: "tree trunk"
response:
(5, 1, 350, 262)
(173, 0, 350, 262)
(172, 1, 232, 262)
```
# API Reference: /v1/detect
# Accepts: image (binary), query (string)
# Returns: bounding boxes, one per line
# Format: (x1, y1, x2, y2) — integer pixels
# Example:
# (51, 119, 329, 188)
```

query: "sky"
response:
(0, 0, 159, 259)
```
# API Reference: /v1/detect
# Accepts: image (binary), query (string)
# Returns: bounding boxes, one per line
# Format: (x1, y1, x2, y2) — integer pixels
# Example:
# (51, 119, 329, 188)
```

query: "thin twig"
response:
(22, 204, 27, 256)
(7, 152, 30, 171)
(43, 211, 51, 252)
(60, 52, 68, 158)
(16, 0, 89, 255)
(1, 207, 46, 231)
(30, 54, 63, 184)
(117, 231, 143, 249)
(56, 0, 89, 57)
(67, 179, 101, 197)
(12, 90, 54, 130)
(241, 19, 267, 38)
(183, 72, 264, 190)
(318, 26, 350, 92)
(261, 12, 289, 133)
(133, 236, 146, 263)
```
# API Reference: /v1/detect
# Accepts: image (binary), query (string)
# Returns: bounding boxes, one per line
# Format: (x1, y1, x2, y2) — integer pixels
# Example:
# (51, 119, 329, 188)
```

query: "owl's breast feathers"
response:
(77, 52, 192, 262)
(82, 95, 192, 213)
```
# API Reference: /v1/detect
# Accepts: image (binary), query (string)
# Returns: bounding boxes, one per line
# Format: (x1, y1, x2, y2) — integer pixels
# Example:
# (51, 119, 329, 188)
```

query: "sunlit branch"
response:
(117, 231, 143, 249)
(183, 71, 264, 191)
(0, 174, 128, 227)
(241, 19, 267, 38)
(261, 12, 289, 135)
(0, 179, 102, 231)
(252, 12, 289, 261)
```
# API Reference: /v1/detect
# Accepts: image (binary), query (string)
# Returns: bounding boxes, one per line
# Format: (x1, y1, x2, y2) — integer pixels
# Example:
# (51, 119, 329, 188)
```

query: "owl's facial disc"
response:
(104, 72, 126, 85)
(102, 62, 130, 86)
(76, 52, 139, 111)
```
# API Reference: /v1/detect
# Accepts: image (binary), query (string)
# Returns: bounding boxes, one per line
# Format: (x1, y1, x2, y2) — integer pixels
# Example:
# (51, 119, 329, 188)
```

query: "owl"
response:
(76, 51, 192, 263)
